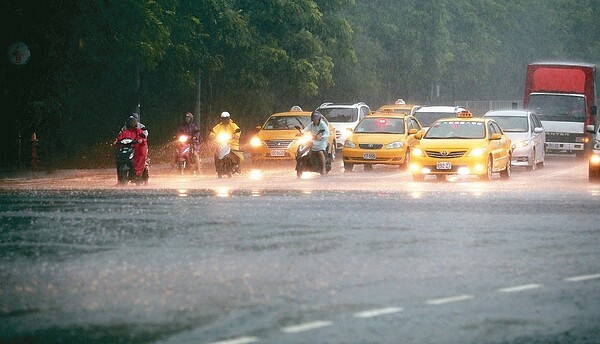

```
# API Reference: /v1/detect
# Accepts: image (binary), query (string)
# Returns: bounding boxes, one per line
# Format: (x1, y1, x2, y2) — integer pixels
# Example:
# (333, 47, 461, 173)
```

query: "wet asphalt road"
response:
(1, 156, 600, 344)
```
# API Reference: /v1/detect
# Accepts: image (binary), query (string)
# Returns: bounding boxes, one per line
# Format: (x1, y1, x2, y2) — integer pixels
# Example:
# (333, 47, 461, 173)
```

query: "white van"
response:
(315, 102, 371, 149)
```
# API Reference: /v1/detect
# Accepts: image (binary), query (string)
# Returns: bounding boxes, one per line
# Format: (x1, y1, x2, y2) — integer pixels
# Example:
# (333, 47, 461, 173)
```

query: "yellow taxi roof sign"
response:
(457, 110, 473, 118)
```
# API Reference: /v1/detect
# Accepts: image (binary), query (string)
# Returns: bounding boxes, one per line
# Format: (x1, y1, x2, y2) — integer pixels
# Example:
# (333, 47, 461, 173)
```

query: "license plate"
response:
(270, 149, 285, 157)
(436, 161, 452, 170)
(363, 153, 376, 160)
(547, 143, 562, 149)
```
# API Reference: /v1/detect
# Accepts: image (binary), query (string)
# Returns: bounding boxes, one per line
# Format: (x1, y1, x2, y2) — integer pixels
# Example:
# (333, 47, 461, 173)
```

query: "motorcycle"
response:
(115, 136, 149, 185)
(174, 129, 200, 174)
(294, 128, 332, 178)
(214, 128, 243, 178)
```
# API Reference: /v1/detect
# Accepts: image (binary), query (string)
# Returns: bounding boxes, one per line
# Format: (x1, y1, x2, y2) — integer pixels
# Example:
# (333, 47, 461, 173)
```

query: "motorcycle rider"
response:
(177, 112, 202, 173)
(210, 111, 242, 173)
(115, 115, 148, 182)
(302, 111, 330, 176)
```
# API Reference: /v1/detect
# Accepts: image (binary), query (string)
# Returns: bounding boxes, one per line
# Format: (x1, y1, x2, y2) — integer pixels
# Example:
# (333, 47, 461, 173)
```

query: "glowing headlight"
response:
(591, 154, 600, 164)
(512, 140, 531, 149)
(217, 132, 232, 143)
(250, 136, 262, 148)
(297, 133, 313, 145)
(468, 148, 486, 157)
(344, 140, 356, 149)
(178, 135, 189, 143)
(594, 140, 600, 150)
(412, 148, 424, 157)
(386, 141, 404, 149)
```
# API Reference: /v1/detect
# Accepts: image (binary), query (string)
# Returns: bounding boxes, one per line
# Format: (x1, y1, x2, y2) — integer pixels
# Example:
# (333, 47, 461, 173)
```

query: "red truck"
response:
(523, 62, 597, 157)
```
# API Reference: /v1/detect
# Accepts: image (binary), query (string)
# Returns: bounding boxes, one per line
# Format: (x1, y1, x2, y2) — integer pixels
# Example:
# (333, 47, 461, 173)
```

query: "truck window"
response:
(527, 94, 586, 122)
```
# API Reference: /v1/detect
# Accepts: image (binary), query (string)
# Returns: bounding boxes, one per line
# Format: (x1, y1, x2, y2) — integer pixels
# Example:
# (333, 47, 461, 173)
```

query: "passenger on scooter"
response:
(116, 115, 148, 181)
(177, 112, 202, 173)
(210, 111, 242, 173)
(302, 111, 330, 175)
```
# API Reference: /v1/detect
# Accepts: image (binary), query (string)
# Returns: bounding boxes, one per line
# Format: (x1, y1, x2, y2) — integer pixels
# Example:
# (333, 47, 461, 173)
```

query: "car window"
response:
(485, 116, 528, 132)
(414, 111, 453, 127)
(354, 117, 405, 134)
(490, 121, 503, 134)
(360, 106, 370, 119)
(263, 116, 310, 130)
(320, 108, 357, 123)
(410, 118, 422, 130)
(425, 121, 485, 139)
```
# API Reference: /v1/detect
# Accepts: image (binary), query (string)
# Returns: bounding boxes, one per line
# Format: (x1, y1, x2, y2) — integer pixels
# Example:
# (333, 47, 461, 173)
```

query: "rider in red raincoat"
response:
(116, 115, 148, 178)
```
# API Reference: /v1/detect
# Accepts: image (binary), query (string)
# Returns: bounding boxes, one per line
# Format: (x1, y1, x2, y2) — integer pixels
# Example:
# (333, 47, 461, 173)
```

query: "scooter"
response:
(294, 128, 332, 178)
(214, 128, 243, 178)
(115, 134, 149, 185)
(174, 129, 200, 174)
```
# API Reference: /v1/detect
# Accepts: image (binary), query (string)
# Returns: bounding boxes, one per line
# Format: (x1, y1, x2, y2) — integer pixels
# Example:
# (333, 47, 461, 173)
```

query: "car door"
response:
(488, 121, 510, 170)
(407, 117, 421, 148)
(531, 113, 545, 162)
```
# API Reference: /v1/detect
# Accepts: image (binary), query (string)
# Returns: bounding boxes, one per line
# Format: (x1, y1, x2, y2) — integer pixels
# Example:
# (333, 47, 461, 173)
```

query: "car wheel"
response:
(330, 142, 336, 162)
(529, 149, 537, 171)
(412, 173, 424, 182)
(480, 156, 493, 180)
(343, 161, 353, 172)
(500, 155, 511, 179)
(589, 165, 600, 181)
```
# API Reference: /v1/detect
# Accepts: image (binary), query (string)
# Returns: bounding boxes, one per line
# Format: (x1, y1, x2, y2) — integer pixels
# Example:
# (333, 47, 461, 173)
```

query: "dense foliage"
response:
(1, 0, 599, 168)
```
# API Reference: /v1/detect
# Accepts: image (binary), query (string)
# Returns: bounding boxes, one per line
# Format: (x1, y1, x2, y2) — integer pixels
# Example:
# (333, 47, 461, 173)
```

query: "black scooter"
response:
(115, 133, 148, 185)
(294, 128, 332, 177)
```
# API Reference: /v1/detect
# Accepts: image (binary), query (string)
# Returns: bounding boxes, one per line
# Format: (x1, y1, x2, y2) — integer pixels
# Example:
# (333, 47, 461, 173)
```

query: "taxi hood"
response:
(417, 138, 489, 150)
(350, 133, 406, 144)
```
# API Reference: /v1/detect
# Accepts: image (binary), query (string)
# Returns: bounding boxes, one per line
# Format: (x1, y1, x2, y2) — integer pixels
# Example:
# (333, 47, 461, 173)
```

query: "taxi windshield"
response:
(320, 108, 357, 123)
(355, 117, 405, 134)
(425, 121, 485, 139)
(263, 116, 311, 130)
(485, 116, 529, 132)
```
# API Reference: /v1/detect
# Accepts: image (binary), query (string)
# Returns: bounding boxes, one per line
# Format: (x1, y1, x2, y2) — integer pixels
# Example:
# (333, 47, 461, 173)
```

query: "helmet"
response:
(131, 112, 140, 120)
(185, 112, 193, 123)
(311, 112, 322, 121)
(220, 111, 231, 118)
(126, 115, 138, 128)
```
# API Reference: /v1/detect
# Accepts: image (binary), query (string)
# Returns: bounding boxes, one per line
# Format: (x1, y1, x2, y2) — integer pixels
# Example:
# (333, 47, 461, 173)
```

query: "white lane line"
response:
(565, 273, 600, 282)
(498, 284, 542, 293)
(281, 321, 332, 334)
(208, 336, 258, 344)
(354, 307, 403, 318)
(425, 294, 474, 305)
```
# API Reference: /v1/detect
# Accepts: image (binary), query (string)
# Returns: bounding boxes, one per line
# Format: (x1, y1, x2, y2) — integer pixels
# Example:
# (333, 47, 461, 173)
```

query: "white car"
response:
(413, 105, 466, 131)
(483, 110, 546, 170)
(316, 102, 371, 150)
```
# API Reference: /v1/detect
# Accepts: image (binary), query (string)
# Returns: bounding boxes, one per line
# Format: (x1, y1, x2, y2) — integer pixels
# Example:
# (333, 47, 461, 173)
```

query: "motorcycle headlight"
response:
(412, 148, 424, 157)
(297, 133, 313, 145)
(178, 135, 189, 143)
(512, 139, 531, 150)
(468, 147, 486, 157)
(217, 132, 232, 143)
(250, 136, 262, 148)
(344, 140, 356, 149)
(386, 141, 404, 149)
(594, 140, 600, 150)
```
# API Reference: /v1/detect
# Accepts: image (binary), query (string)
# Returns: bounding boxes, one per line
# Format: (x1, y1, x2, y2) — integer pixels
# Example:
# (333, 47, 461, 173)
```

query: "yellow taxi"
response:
(410, 110, 512, 181)
(376, 98, 420, 115)
(249, 107, 336, 162)
(342, 110, 423, 171)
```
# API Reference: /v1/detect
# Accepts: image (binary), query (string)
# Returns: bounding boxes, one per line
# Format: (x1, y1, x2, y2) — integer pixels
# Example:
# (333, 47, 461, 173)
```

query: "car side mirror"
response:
(586, 124, 596, 133)
(255, 125, 262, 131)
(534, 127, 544, 134)
(490, 133, 502, 140)
(408, 128, 417, 135)
(347, 128, 353, 133)
(414, 132, 423, 140)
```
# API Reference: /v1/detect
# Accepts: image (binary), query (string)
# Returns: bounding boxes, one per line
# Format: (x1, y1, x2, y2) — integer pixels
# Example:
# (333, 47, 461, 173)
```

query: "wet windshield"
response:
(320, 108, 358, 123)
(527, 94, 586, 122)
(425, 121, 485, 139)
(355, 117, 405, 134)
(414, 112, 454, 127)
(263, 116, 311, 130)
(485, 116, 529, 132)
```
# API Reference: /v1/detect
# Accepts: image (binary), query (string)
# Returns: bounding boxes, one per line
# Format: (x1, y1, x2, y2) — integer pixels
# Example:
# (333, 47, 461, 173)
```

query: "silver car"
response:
(483, 110, 546, 170)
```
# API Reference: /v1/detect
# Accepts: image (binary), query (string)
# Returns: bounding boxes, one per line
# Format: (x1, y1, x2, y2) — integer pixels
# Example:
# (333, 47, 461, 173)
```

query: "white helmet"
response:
(220, 111, 231, 118)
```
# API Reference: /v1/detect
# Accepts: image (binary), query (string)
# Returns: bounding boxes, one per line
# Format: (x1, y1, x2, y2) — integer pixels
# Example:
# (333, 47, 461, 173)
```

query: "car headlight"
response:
(344, 140, 356, 149)
(250, 136, 263, 148)
(594, 140, 600, 150)
(386, 141, 404, 149)
(468, 148, 486, 157)
(512, 139, 531, 150)
(412, 148, 424, 157)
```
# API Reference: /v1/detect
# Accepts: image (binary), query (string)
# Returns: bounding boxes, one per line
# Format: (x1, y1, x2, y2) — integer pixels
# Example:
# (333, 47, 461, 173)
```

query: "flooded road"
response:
(1, 156, 600, 343)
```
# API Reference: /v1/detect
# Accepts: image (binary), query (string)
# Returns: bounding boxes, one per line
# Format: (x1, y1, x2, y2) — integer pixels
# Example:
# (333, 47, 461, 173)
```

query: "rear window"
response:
(414, 111, 454, 127)
(485, 116, 529, 132)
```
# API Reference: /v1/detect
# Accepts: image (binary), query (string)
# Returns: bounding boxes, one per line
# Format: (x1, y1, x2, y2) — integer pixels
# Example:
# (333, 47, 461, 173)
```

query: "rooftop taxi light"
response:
(395, 98, 406, 105)
(457, 110, 473, 118)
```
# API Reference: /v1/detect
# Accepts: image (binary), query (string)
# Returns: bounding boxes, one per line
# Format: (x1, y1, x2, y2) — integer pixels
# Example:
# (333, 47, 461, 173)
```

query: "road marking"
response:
(565, 273, 600, 282)
(425, 294, 474, 305)
(281, 321, 332, 334)
(208, 336, 258, 344)
(354, 307, 403, 318)
(498, 284, 542, 293)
